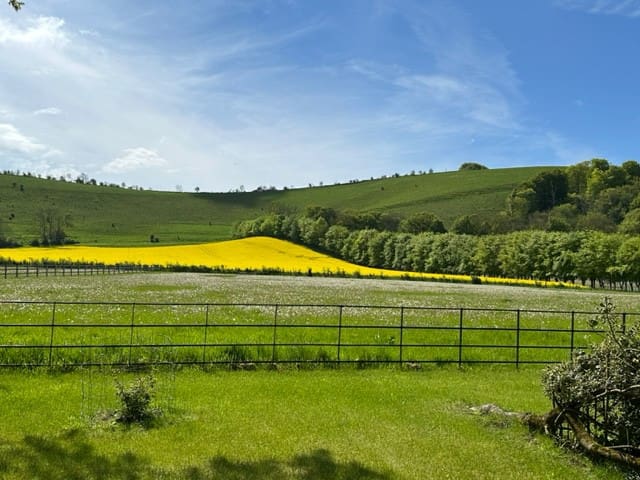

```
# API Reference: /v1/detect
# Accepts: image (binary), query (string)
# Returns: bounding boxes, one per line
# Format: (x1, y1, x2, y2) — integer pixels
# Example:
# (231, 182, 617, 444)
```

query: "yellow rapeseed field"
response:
(0, 236, 577, 287)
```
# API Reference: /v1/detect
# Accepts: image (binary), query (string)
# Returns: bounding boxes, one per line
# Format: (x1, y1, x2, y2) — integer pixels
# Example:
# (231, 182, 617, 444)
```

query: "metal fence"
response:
(0, 301, 634, 368)
(0, 263, 154, 279)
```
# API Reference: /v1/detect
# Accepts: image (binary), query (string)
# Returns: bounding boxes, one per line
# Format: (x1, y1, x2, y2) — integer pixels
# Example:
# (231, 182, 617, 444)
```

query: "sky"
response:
(0, 0, 639, 192)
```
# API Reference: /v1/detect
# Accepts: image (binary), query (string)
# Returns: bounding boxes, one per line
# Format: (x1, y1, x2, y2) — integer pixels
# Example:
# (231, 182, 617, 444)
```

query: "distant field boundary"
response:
(0, 263, 154, 278)
(0, 301, 632, 368)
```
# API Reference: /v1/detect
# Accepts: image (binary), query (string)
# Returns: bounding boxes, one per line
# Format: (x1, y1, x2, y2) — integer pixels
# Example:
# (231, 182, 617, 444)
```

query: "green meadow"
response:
(0, 167, 552, 245)
(0, 273, 636, 478)
(0, 368, 627, 479)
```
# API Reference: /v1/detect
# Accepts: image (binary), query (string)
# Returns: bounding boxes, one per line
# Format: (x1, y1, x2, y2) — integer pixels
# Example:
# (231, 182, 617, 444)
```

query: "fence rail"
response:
(0, 263, 155, 279)
(0, 301, 634, 368)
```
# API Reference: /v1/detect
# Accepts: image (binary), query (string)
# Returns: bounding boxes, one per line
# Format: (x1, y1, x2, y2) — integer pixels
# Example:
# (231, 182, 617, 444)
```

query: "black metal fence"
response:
(0, 263, 154, 279)
(0, 301, 633, 368)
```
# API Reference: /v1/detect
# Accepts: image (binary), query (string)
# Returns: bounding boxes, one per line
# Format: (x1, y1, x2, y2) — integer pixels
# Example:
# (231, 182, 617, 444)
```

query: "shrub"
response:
(114, 374, 161, 425)
(542, 298, 640, 467)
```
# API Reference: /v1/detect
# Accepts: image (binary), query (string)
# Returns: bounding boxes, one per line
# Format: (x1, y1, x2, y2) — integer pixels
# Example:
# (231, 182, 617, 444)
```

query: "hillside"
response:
(0, 166, 554, 246)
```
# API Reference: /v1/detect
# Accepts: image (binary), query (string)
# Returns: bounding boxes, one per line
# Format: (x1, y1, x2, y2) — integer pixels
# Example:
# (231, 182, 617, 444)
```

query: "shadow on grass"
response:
(0, 430, 148, 480)
(0, 432, 392, 480)
(184, 449, 392, 479)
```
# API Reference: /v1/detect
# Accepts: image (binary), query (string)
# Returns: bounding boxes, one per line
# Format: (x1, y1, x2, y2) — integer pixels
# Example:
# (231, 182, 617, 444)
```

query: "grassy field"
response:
(0, 273, 634, 367)
(0, 167, 552, 245)
(0, 271, 633, 311)
(0, 273, 636, 478)
(0, 367, 627, 479)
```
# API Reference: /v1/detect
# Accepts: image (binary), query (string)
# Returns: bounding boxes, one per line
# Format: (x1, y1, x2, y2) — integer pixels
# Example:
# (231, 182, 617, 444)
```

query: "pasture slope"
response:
(0, 166, 553, 245)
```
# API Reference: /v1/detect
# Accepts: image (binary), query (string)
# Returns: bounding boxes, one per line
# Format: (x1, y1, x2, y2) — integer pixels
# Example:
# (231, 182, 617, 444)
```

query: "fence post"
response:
(621, 312, 627, 335)
(570, 311, 575, 359)
(515, 309, 521, 368)
(399, 306, 405, 364)
(49, 303, 56, 367)
(458, 308, 464, 367)
(128, 303, 136, 366)
(202, 304, 209, 364)
(337, 306, 343, 364)
(271, 304, 278, 363)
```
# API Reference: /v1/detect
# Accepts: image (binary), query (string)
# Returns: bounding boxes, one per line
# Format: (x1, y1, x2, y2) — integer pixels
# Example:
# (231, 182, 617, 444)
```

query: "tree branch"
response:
(9, 0, 24, 11)
(563, 409, 640, 468)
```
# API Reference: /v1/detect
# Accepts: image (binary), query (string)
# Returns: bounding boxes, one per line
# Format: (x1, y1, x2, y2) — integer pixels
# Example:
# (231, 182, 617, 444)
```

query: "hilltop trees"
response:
(504, 158, 640, 233)
(458, 162, 487, 171)
(507, 170, 568, 217)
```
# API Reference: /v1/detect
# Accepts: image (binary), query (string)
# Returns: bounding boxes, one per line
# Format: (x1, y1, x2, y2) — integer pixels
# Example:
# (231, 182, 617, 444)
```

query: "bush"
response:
(542, 298, 640, 466)
(114, 375, 161, 425)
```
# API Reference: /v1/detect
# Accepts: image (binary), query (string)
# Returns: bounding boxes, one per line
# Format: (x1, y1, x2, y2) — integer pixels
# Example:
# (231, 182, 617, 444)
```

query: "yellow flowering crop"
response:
(0, 236, 579, 287)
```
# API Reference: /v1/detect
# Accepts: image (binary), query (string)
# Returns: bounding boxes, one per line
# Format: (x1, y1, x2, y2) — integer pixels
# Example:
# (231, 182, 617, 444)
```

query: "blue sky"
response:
(0, 0, 638, 192)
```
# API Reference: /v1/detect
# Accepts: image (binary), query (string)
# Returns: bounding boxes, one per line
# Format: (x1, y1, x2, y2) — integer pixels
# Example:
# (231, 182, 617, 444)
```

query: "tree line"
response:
(233, 211, 640, 291)
(504, 158, 640, 233)
(235, 216, 640, 289)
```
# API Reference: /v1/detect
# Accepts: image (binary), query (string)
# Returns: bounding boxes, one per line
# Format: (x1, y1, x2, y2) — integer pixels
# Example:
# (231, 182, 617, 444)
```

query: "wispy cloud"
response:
(0, 1, 598, 191)
(555, 0, 640, 17)
(33, 107, 62, 116)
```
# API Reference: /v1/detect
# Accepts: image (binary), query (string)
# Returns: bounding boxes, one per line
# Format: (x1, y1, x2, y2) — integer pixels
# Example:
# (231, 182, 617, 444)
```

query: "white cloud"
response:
(0, 123, 48, 154)
(0, 16, 69, 46)
(0, 2, 593, 191)
(33, 107, 62, 116)
(103, 148, 168, 173)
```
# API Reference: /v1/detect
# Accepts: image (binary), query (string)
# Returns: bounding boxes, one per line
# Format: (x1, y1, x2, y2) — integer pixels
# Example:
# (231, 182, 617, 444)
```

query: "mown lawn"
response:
(0, 367, 627, 479)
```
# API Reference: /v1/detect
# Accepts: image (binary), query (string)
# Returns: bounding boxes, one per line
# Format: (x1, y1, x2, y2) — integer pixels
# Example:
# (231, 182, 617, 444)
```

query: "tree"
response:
(592, 185, 638, 224)
(566, 161, 591, 195)
(9, 0, 24, 11)
(398, 212, 446, 234)
(37, 208, 71, 246)
(528, 170, 569, 211)
(619, 208, 640, 234)
(451, 215, 488, 235)
(458, 162, 487, 171)
(622, 160, 640, 178)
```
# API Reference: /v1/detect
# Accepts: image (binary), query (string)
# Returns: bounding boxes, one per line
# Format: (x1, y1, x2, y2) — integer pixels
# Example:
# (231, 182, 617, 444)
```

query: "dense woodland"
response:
(234, 159, 640, 289)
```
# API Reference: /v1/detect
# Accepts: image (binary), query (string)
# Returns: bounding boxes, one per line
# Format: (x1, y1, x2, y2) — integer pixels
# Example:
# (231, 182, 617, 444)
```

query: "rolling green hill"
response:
(0, 166, 556, 246)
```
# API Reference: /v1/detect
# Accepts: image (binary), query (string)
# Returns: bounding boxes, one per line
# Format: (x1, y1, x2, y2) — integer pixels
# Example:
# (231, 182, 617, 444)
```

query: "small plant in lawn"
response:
(114, 374, 161, 425)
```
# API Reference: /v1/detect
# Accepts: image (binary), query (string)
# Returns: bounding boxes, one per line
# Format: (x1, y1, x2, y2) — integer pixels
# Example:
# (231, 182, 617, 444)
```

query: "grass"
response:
(0, 274, 636, 478)
(0, 367, 627, 479)
(0, 273, 625, 367)
(0, 167, 553, 245)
